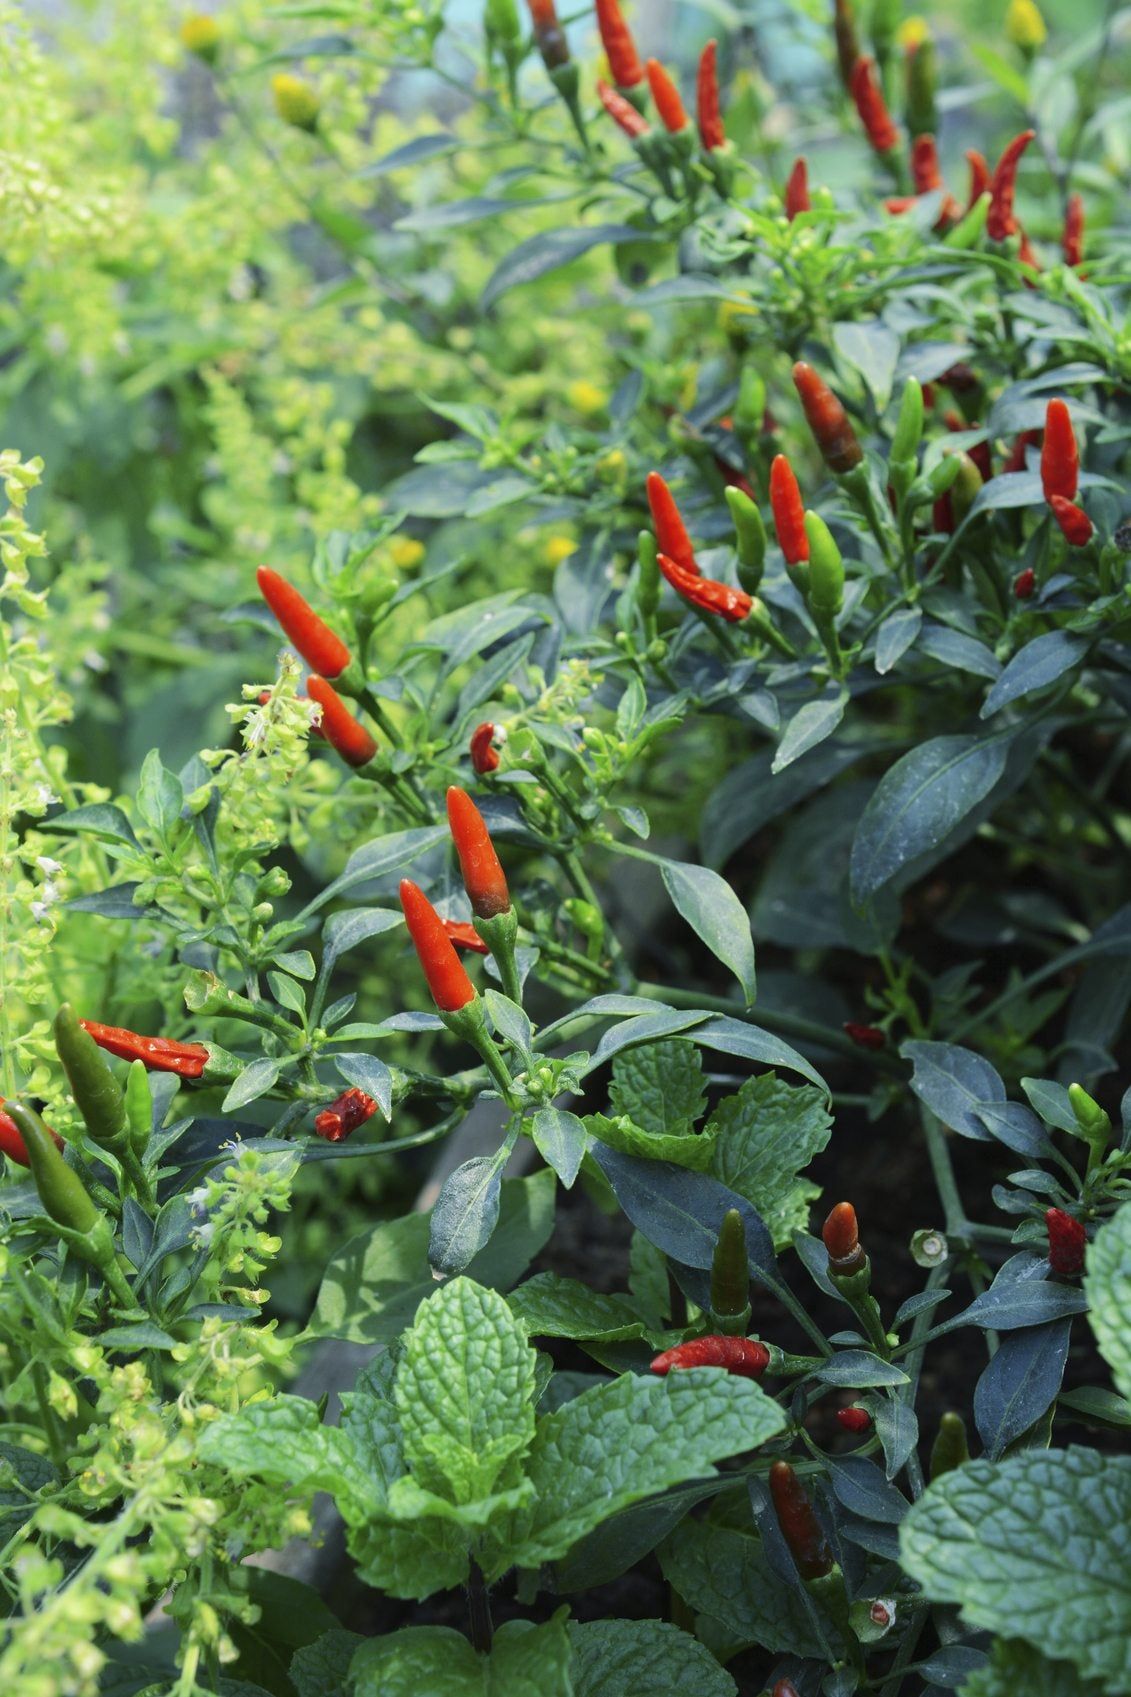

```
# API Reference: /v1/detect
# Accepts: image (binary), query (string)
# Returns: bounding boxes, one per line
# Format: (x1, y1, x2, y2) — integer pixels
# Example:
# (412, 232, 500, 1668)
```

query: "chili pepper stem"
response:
(466, 1559, 493, 1655)
(474, 907, 524, 1007)
(441, 998, 519, 1108)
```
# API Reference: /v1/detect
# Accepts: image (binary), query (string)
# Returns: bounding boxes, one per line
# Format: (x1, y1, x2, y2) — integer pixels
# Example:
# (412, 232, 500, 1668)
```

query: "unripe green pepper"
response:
(710, 1208, 752, 1333)
(485, 0, 520, 43)
(734, 366, 766, 459)
(905, 33, 937, 137)
(929, 1411, 969, 1478)
(1067, 1082, 1111, 1172)
(803, 511, 845, 617)
(637, 529, 661, 626)
(949, 452, 983, 525)
(54, 1003, 128, 1155)
(125, 1060, 152, 1156)
(725, 486, 767, 593)
(890, 377, 924, 468)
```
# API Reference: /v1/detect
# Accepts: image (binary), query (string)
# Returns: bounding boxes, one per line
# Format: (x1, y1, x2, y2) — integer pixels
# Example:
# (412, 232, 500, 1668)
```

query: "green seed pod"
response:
(485, 0, 521, 41)
(54, 1004, 129, 1155)
(637, 529, 661, 622)
(1067, 1082, 1111, 1167)
(929, 1411, 969, 1479)
(949, 452, 983, 525)
(803, 511, 845, 617)
(944, 192, 990, 249)
(890, 377, 924, 469)
(125, 1060, 152, 1156)
(734, 366, 766, 458)
(905, 34, 937, 137)
(710, 1208, 751, 1330)
(725, 486, 767, 593)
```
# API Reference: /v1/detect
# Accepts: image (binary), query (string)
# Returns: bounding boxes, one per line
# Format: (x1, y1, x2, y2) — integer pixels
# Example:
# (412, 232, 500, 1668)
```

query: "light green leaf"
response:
(1084, 1203, 1131, 1401)
(568, 1618, 737, 1695)
(658, 858, 756, 1004)
(586, 1110, 717, 1171)
(900, 1447, 1131, 1694)
(509, 1272, 655, 1345)
(610, 1040, 708, 1139)
(707, 1074, 832, 1247)
(351, 1616, 572, 1697)
(197, 1396, 381, 1517)
(959, 1638, 1109, 1697)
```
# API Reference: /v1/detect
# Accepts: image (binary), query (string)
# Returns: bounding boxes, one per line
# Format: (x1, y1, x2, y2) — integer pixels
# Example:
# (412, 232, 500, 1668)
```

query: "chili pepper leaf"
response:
(873, 607, 923, 675)
(973, 1320, 1072, 1458)
(482, 224, 650, 311)
(655, 857, 757, 1004)
(529, 1107, 589, 1189)
(705, 1074, 832, 1249)
(900, 1446, 1131, 1692)
(609, 1039, 707, 1139)
(314, 825, 449, 911)
(333, 1054, 393, 1121)
(902, 1040, 1005, 1140)
(954, 1637, 1108, 1697)
(582, 1009, 710, 1072)
(811, 1352, 910, 1387)
(222, 1058, 282, 1112)
(981, 631, 1089, 718)
(944, 1280, 1087, 1332)
(428, 1153, 508, 1278)
(871, 1395, 920, 1480)
(772, 692, 848, 775)
(699, 740, 868, 869)
(827, 1456, 909, 1524)
(834, 321, 901, 410)
(1084, 1203, 1131, 1401)
(658, 1518, 833, 1660)
(917, 622, 1003, 681)
(363, 131, 455, 175)
(916, 1644, 992, 1687)
(567, 1618, 739, 1696)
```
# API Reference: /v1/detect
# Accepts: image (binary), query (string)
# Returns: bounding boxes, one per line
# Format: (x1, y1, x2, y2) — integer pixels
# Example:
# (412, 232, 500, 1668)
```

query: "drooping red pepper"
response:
(1041, 398, 1079, 502)
(696, 39, 725, 151)
(1003, 428, 1041, 475)
(1063, 193, 1085, 268)
(986, 129, 1035, 242)
(1013, 566, 1036, 599)
(850, 55, 898, 154)
(770, 455, 809, 565)
(1046, 1207, 1086, 1275)
(646, 471, 698, 573)
(658, 553, 752, 623)
(793, 362, 863, 474)
(80, 1020, 210, 1079)
(399, 879, 477, 1012)
(1048, 495, 1094, 548)
(769, 1461, 833, 1579)
(823, 1200, 866, 1274)
(256, 566, 351, 680)
(444, 919, 490, 954)
(646, 58, 689, 133)
(595, 0, 644, 88)
(470, 721, 501, 775)
(447, 786, 511, 920)
(836, 1405, 872, 1433)
(596, 77, 650, 138)
(843, 1021, 886, 1051)
(650, 1335, 770, 1378)
(306, 676, 378, 769)
(314, 1087, 378, 1143)
(784, 157, 810, 220)
(0, 1099, 62, 1167)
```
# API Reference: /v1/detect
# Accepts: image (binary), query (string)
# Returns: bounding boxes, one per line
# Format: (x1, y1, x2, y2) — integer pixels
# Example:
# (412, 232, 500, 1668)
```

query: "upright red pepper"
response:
(595, 0, 644, 88)
(774, 1684, 801, 1697)
(770, 455, 809, 565)
(986, 129, 1035, 242)
(399, 880, 477, 1012)
(965, 148, 990, 209)
(1048, 495, 1094, 548)
(792, 362, 863, 474)
(646, 471, 698, 573)
(256, 566, 351, 680)
(646, 58, 689, 133)
(306, 676, 378, 768)
(444, 920, 490, 954)
(596, 77, 650, 137)
(658, 552, 753, 623)
(785, 157, 810, 220)
(696, 40, 725, 151)
(0, 1099, 62, 1167)
(526, 0, 569, 68)
(843, 1021, 886, 1051)
(1041, 398, 1078, 502)
(1013, 566, 1036, 599)
(470, 721, 502, 775)
(1046, 1207, 1087, 1276)
(651, 1335, 770, 1378)
(837, 1405, 872, 1433)
(850, 56, 898, 154)
(80, 1021, 209, 1079)
(1063, 193, 1085, 268)
(769, 1461, 833, 1580)
(314, 1087, 378, 1143)
(911, 132, 941, 193)
(447, 787, 511, 919)
(823, 1200, 866, 1273)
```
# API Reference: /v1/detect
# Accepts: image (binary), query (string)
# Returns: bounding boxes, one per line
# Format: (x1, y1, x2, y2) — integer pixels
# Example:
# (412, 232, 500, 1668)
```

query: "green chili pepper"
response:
(125, 1060, 152, 1156)
(803, 512, 845, 618)
(734, 366, 765, 459)
(929, 1411, 969, 1478)
(905, 33, 937, 137)
(725, 486, 767, 594)
(891, 377, 924, 468)
(710, 1208, 752, 1333)
(54, 1003, 129, 1155)
(637, 529, 661, 626)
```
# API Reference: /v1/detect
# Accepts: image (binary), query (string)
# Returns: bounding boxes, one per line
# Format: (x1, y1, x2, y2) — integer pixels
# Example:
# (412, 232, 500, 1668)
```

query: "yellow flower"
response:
(389, 536, 425, 570)
(896, 15, 930, 49)
(180, 14, 221, 62)
(544, 534, 577, 565)
(1005, 0, 1047, 48)
(272, 74, 320, 133)
(566, 379, 608, 414)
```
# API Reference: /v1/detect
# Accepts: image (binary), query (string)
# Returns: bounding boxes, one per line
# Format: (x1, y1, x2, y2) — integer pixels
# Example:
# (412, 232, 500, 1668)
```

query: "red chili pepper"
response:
(1041, 399, 1079, 502)
(843, 1021, 886, 1051)
(837, 1406, 872, 1433)
(696, 39, 725, 151)
(823, 1200, 866, 1273)
(1048, 494, 1094, 547)
(965, 149, 990, 209)
(933, 492, 955, 535)
(939, 362, 978, 394)
(986, 129, 1035, 242)
(80, 1021, 209, 1079)
(792, 362, 863, 474)
(769, 1461, 833, 1580)
(1046, 1207, 1086, 1276)
(911, 133, 942, 193)
(526, 0, 569, 68)
(1017, 229, 1041, 273)
(885, 195, 918, 215)
(850, 55, 898, 154)
(399, 879, 477, 1012)
(1063, 193, 1085, 268)
(256, 566, 351, 680)
(596, 77, 650, 137)
(595, 0, 644, 88)
(447, 786, 511, 920)
(306, 676, 378, 769)
(646, 471, 698, 573)
(773, 1684, 801, 1697)
(658, 552, 752, 623)
(1003, 428, 1041, 475)
(650, 1335, 770, 1378)
(444, 919, 490, 954)
(470, 721, 501, 775)
(769, 455, 809, 565)
(785, 157, 810, 220)
(646, 58, 689, 132)
(314, 1087, 378, 1143)
(0, 1099, 62, 1167)
(1013, 566, 1036, 599)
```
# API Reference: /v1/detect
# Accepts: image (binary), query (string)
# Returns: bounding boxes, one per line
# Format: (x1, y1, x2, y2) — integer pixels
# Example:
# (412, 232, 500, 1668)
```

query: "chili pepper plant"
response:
(2, 1, 1131, 1694)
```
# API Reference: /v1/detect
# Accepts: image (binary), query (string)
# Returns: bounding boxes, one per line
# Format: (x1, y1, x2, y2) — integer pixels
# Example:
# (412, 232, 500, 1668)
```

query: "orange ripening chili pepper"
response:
(646, 58, 689, 132)
(770, 455, 809, 565)
(1041, 399, 1079, 502)
(784, 157, 810, 220)
(306, 675, 378, 769)
(823, 1200, 867, 1273)
(80, 1021, 209, 1079)
(650, 1335, 770, 1377)
(792, 361, 863, 474)
(769, 1461, 833, 1580)
(447, 786, 511, 919)
(595, 0, 644, 88)
(399, 879, 477, 1012)
(965, 148, 990, 210)
(696, 39, 725, 151)
(658, 552, 753, 623)
(986, 129, 1035, 242)
(256, 566, 351, 679)
(1048, 495, 1093, 547)
(646, 471, 698, 573)
(0, 1099, 62, 1167)
(1063, 193, 1085, 268)
(850, 55, 898, 154)
(314, 1086, 378, 1143)
(470, 721, 501, 775)
(596, 77, 649, 137)
(1013, 567, 1036, 599)
(444, 919, 490, 954)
